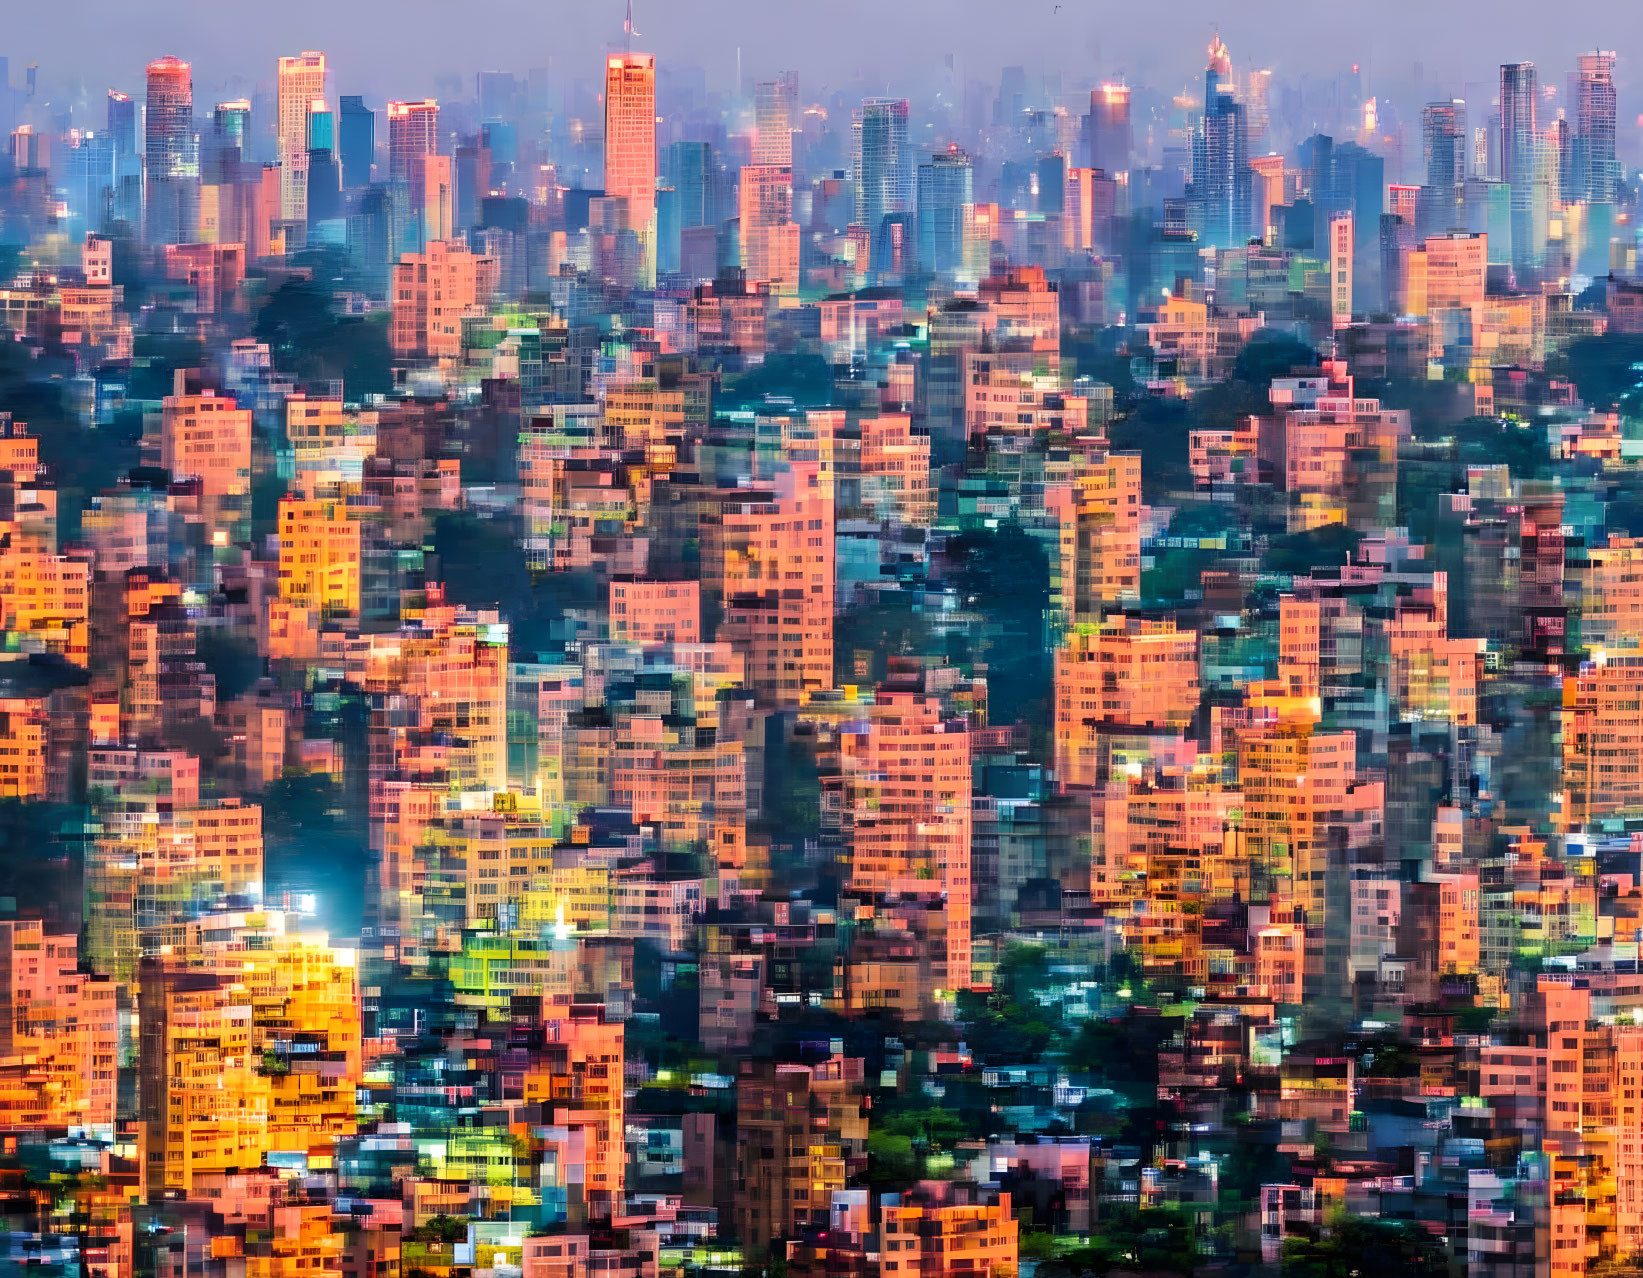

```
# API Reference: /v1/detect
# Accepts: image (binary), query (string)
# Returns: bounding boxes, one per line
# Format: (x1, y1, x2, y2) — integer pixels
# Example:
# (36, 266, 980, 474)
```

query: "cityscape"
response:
(4, 4, 1643, 1275)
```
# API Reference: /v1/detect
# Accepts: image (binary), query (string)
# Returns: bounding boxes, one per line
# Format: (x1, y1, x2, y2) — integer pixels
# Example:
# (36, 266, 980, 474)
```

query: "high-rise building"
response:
(387, 99, 439, 253)
(604, 52, 657, 281)
(1419, 99, 1467, 237)
(386, 98, 438, 188)
(144, 56, 196, 243)
(145, 56, 193, 183)
(1576, 50, 1618, 204)
(917, 146, 973, 276)
(1423, 99, 1468, 192)
(1499, 61, 1544, 273)
(1085, 82, 1132, 177)
(754, 75, 795, 169)
(277, 52, 326, 223)
(1190, 33, 1253, 248)
(738, 162, 798, 291)
(852, 97, 912, 245)
(338, 95, 374, 190)
(107, 89, 141, 228)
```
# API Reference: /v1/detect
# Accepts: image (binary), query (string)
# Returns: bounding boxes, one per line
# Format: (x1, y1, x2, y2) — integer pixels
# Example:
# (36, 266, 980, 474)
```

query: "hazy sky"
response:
(7, 0, 1643, 117)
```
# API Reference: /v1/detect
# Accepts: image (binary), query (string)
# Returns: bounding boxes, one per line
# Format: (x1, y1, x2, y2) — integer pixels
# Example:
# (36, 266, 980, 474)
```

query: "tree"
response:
(943, 523, 1052, 726)
(1281, 1216, 1447, 1277)
(957, 945, 1057, 1065)
(1263, 524, 1362, 575)
(1549, 332, 1643, 411)
(254, 279, 392, 399)
(718, 352, 835, 410)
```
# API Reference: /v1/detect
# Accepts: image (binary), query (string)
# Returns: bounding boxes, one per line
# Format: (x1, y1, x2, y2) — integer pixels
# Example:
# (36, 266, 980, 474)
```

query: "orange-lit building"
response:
(735, 1055, 868, 1258)
(609, 579, 700, 644)
(840, 689, 972, 1000)
(0, 921, 117, 1129)
(391, 240, 490, 360)
(604, 53, 657, 281)
(278, 496, 362, 618)
(703, 460, 834, 706)
(161, 379, 253, 545)
(1564, 648, 1643, 826)
(1054, 618, 1199, 788)
(880, 1184, 1019, 1278)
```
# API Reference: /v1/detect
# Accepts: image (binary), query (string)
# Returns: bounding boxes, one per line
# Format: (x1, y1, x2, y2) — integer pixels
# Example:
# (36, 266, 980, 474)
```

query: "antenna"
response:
(624, 0, 638, 51)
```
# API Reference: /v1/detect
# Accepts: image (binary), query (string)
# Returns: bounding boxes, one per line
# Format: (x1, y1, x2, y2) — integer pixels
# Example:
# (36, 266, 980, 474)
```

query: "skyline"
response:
(9, 0, 1643, 116)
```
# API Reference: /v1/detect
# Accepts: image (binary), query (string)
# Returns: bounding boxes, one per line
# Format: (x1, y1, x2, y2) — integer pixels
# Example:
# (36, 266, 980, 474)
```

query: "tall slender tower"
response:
(145, 56, 193, 182)
(145, 56, 196, 244)
(1498, 62, 1537, 187)
(754, 76, 795, 168)
(852, 98, 912, 231)
(387, 100, 440, 254)
(277, 52, 327, 222)
(1417, 99, 1467, 238)
(108, 89, 141, 228)
(1499, 62, 1543, 273)
(1576, 51, 1618, 203)
(1190, 32, 1253, 249)
(604, 51, 657, 281)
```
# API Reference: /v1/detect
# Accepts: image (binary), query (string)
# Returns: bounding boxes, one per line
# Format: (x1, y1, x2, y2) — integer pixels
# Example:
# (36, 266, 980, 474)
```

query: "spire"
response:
(1207, 27, 1232, 78)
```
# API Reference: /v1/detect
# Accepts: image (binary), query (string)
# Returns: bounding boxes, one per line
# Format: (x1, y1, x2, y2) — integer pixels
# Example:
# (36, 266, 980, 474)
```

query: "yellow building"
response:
(278, 496, 362, 618)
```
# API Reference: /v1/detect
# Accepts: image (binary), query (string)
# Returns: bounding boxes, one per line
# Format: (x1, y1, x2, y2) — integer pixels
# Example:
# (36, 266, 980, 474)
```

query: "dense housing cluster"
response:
(3, 22, 1643, 1278)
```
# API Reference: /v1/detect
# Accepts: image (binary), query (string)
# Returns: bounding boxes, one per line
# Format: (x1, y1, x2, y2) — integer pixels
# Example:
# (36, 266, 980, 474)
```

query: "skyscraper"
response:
(917, 146, 972, 276)
(1422, 100, 1468, 192)
(306, 101, 341, 227)
(754, 76, 795, 169)
(852, 98, 912, 238)
(1190, 33, 1254, 249)
(1576, 51, 1618, 204)
(1419, 100, 1467, 238)
(388, 99, 439, 253)
(1085, 83, 1132, 178)
(145, 56, 196, 244)
(145, 56, 193, 183)
(277, 52, 326, 223)
(387, 99, 438, 187)
(339, 96, 374, 190)
(604, 52, 657, 281)
(107, 89, 141, 229)
(1499, 62, 1543, 273)
(1498, 62, 1537, 187)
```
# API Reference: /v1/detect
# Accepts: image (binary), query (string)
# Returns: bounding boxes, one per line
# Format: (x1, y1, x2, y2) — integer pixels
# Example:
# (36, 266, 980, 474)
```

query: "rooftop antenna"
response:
(624, 0, 638, 52)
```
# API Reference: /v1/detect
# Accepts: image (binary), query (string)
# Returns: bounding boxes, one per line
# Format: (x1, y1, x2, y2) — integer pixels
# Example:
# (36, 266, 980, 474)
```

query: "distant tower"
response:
(144, 56, 196, 244)
(1419, 99, 1467, 236)
(852, 97, 912, 231)
(387, 99, 438, 186)
(108, 89, 141, 228)
(387, 99, 440, 254)
(145, 56, 193, 183)
(277, 52, 326, 222)
(604, 50, 657, 281)
(917, 146, 973, 275)
(1499, 62, 1544, 273)
(754, 76, 795, 169)
(339, 96, 375, 190)
(1190, 32, 1253, 248)
(1576, 51, 1618, 203)
(1085, 83, 1132, 177)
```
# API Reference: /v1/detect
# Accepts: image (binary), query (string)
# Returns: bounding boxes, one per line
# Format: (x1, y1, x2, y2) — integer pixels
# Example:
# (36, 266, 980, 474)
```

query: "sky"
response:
(7, 0, 1643, 118)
